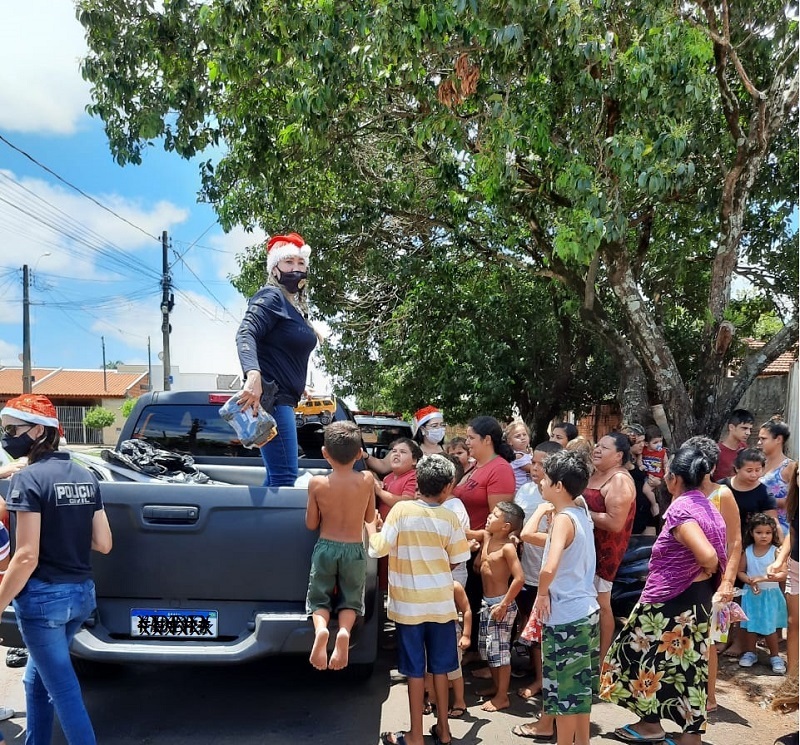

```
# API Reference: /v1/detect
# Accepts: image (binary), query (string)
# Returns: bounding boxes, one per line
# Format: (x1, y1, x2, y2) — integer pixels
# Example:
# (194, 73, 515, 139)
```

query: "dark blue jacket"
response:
(235, 286, 317, 407)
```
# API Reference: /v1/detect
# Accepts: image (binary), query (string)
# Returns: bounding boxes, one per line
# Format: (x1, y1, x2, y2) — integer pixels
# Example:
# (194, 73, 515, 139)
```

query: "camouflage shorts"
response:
(542, 611, 599, 716)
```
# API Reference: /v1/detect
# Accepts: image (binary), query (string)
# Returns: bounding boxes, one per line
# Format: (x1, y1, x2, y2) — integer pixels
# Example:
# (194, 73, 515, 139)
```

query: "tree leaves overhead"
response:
(79, 0, 798, 439)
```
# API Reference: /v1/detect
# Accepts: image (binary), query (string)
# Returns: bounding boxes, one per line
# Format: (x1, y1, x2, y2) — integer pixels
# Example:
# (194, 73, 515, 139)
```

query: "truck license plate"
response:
(130, 609, 218, 638)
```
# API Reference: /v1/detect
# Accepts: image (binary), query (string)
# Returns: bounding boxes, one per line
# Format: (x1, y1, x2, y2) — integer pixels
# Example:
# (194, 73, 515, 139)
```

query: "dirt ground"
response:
(710, 650, 798, 745)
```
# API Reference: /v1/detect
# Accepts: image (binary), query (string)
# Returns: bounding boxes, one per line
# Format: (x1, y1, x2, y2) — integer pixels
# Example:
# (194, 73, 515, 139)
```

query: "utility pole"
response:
(101, 336, 107, 391)
(147, 336, 152, 391)
(160, 230, 173, 391)
(22, 264, 31, 393)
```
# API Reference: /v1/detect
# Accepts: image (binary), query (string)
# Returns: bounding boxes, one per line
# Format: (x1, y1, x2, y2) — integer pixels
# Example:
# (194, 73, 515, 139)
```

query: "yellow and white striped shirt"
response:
(369, 499, 471, 625)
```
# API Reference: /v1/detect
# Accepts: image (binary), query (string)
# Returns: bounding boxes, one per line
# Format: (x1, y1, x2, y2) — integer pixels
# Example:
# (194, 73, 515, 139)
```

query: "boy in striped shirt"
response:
(370, 454, 471, 745)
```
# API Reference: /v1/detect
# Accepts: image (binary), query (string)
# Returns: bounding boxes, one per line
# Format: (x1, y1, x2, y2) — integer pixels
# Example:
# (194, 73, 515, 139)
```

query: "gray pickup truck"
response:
(0, 391, 380, 678)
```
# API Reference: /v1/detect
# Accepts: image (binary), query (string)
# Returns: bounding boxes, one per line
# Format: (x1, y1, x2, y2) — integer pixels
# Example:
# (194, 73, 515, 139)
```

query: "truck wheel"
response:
(296, 414, 306, 428)
(319, 412, 332, 426)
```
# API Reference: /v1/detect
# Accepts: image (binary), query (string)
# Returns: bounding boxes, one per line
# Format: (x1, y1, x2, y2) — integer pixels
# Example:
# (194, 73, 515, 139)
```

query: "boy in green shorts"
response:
(515, 450, 599, 745)
(305, 421, 376, 671)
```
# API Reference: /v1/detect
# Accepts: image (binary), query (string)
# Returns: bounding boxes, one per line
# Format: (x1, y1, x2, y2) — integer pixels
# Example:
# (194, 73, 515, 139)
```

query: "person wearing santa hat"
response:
(363, 405, 447, 477)
(236, 233, 318, 486)
(0, 394, 112, 745)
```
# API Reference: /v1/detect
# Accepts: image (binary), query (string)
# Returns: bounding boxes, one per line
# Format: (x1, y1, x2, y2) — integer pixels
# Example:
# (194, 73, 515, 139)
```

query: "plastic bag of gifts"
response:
(219, 393, 278, 449)
(710, 589, 748, 644)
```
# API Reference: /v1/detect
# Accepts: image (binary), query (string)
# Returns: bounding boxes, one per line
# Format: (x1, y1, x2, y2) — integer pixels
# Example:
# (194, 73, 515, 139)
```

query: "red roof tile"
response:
(744, 340, 798, 376)
(0, 368, 148, 398)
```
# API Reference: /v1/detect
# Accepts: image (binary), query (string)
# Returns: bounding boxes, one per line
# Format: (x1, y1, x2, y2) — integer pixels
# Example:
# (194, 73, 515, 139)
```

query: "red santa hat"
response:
(2, 393, 63, 435)
(266, 233, 311, 275)
(412, 405, 443, 435)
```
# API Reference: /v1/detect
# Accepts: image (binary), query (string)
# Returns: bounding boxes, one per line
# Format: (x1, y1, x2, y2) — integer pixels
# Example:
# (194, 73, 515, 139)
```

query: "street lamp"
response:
(22, 252, 51, 394)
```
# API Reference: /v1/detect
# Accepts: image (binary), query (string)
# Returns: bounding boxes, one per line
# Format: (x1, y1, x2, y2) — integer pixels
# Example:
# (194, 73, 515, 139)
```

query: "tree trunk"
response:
(699, 316, 799, 439)
(603, 246, 696, 443)
(692, 12, 799, 432)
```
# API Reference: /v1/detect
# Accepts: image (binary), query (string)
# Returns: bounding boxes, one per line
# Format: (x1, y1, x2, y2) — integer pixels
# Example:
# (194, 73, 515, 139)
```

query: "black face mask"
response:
(2, 432, 34, 459)
(275, 270, 308, 294)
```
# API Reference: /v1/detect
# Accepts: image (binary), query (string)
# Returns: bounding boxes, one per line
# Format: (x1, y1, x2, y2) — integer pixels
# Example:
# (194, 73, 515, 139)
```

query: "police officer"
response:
(0, 394, 112, 745)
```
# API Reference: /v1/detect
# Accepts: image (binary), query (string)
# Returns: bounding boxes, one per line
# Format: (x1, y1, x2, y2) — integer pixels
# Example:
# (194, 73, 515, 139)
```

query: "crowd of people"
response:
(303, 401, 796, 745)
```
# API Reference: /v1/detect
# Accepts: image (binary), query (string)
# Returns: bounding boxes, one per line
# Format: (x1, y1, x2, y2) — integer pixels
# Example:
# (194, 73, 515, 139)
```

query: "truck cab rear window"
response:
(131, 405, 260, 458)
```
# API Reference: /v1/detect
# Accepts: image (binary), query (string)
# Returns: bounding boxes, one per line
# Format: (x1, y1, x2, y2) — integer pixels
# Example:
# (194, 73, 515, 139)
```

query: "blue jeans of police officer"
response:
(13, 578, 97, 745)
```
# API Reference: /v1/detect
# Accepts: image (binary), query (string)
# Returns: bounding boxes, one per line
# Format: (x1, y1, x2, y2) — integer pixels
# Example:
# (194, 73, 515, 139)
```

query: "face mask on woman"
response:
(424, 426, 445, 444)
(274, 270, 308, 294)
(2, 431, 35, 459)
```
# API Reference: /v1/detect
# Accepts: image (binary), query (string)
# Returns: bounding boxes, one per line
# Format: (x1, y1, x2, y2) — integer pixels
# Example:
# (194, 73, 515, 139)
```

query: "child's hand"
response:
(374, 512, 383, 532)
(458, 634, 471, 651)
(490, 602, 509, 621)
(469, 538, 481, 553)
(532, 595, 550, 623)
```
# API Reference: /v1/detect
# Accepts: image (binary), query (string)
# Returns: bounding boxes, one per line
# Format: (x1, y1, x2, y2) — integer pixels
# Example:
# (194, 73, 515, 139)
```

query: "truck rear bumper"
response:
(70, 595, 380, 667)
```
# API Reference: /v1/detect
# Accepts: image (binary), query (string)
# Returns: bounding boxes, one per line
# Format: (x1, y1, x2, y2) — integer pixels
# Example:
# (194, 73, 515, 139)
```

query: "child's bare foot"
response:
(310, 628, 329, 670)
(481, 695, 510, 712)
(517, 682, 542, 699)
(328, 628, 350, 670)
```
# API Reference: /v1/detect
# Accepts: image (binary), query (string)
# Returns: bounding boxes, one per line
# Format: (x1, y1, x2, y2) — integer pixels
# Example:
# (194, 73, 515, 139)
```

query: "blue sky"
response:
(0, 2, 330, 383)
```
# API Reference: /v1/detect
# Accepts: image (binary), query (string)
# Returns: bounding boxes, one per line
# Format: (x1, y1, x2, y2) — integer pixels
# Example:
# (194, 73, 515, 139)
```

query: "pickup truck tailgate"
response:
(95, 482, 316, 603)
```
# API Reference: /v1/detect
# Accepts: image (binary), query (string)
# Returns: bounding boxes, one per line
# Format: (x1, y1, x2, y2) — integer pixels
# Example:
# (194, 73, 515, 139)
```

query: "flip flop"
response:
(380, 732, 408, 745)
(511, 723, 556, 741)
(613, 724, 666, 743)
(430, 724, 452, 745)
(447, 706, 467, 718)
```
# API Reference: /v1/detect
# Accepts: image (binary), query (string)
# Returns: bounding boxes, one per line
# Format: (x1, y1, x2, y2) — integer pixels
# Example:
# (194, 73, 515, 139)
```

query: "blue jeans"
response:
(259, 404, 299, 486)
(13, 578, 97, 745)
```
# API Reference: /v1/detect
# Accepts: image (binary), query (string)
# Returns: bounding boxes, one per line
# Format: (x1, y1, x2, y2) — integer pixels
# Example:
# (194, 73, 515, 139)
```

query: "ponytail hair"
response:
(469, 416, 514, 462)
(605, 431, 632, 466)
(28, 426, 60, 465)
(668, 444, 713, 490)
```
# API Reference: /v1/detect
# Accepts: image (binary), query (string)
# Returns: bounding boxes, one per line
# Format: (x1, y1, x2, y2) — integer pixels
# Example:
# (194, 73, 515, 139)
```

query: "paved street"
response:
(0, 638, 793, 744)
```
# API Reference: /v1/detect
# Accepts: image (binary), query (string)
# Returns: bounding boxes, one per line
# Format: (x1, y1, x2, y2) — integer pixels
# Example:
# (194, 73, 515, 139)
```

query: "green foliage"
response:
(84, 406, 116, 430)
(120, 398, 136, 419)
(78, 0, 798, 435)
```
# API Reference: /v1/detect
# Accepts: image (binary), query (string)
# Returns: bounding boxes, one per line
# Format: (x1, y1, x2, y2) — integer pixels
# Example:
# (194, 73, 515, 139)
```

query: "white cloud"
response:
(206, 225, 267, 281)
(0, 338, 21, 367)
(0, 2, 91, 135)
(89, 289, 246, 375)
(0, 170, 189, 282)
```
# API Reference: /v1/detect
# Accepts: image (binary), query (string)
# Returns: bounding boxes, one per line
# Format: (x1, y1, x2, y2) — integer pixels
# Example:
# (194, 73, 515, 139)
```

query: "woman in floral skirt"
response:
(600, 443, 727, 745)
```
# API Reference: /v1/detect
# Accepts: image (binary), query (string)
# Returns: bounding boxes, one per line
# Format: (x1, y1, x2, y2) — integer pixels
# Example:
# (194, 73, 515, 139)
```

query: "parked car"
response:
(295, 395, 337, 427)
(610, 533, 656, 620)
(354, 415, 413, 459)
(0, 391, 379, 679)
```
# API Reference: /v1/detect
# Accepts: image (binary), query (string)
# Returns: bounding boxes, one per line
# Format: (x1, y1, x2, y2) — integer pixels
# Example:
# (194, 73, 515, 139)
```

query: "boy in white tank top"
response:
(516, 449, 599, 745)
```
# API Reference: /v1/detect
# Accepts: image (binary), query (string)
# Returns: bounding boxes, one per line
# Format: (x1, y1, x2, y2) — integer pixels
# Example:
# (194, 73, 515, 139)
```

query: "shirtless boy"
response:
(305, 421, 375, 671)
(474, 501, 525, 712)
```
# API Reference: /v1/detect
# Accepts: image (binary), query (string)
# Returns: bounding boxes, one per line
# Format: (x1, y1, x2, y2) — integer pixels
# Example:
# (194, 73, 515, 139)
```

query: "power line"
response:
(0, 131, 161, 243)
(171, 247, 240, 323)
(0, 177, 162, 281)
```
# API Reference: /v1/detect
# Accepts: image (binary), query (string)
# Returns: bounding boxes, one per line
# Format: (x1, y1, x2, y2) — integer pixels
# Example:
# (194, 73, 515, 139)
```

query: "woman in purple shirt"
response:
(600, 443, 727, 745)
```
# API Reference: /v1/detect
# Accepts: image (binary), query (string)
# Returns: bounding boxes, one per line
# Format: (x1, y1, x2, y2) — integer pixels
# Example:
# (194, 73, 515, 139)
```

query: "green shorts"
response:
(306, 538, 366, 615)
(542, 611, 599, 716)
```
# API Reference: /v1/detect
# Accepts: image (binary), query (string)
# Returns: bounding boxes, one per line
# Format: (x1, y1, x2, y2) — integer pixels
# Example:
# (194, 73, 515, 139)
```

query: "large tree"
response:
(79, 0, 798, 440)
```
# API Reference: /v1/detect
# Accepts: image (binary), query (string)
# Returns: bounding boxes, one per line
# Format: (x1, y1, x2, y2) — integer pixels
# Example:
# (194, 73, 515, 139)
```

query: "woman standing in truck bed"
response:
(236, 233, 318, 487)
